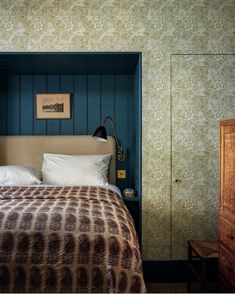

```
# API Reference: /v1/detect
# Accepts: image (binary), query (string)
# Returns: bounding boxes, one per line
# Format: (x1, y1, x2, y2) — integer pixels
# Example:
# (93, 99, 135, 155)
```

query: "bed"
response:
(0, 136, 146, 293)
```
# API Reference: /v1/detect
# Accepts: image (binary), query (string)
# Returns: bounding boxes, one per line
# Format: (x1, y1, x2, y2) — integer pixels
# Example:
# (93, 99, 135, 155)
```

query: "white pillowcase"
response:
(0, 166, 42, 186)
(42, 153, 112, 186)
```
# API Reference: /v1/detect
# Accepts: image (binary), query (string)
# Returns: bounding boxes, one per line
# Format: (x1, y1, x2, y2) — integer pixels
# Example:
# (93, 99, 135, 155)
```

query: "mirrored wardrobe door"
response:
(171, 54, 235, 259)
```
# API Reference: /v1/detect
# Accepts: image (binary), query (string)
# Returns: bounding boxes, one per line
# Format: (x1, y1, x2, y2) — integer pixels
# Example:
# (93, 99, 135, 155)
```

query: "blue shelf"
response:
(0, 52, 140, 74)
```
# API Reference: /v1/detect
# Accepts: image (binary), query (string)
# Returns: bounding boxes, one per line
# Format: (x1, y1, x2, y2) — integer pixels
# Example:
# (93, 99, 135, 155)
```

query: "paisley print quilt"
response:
(0, 186, 146, 293)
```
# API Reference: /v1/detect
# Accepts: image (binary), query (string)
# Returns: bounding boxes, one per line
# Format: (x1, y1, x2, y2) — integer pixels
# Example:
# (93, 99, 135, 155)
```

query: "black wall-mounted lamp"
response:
(92, 116, 125, 161)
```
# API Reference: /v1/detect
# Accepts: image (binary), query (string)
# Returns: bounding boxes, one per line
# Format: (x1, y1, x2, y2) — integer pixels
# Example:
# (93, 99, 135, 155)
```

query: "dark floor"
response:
(146, 282, 219, 293)
(146, 283, 187, 293)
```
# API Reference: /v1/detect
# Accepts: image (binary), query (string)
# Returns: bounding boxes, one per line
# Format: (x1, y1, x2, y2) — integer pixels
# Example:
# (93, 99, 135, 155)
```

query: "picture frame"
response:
(36, 93, 71, 119)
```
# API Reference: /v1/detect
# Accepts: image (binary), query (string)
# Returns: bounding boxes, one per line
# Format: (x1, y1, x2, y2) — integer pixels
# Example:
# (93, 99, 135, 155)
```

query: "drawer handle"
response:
(227, 234, 235, 240)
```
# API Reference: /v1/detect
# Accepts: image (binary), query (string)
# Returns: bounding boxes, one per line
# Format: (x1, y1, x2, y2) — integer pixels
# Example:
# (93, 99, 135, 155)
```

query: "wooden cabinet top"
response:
(220, 118, 235, 126)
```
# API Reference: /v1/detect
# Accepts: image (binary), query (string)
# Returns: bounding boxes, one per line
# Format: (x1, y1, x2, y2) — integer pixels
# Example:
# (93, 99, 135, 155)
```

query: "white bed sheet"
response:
(101, 184, 122, 197)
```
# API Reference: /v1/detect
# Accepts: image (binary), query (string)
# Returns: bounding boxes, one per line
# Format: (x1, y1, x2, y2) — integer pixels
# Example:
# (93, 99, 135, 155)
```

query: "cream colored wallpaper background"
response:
(172, 55, 235, 259)
(0, 0, 234, 260)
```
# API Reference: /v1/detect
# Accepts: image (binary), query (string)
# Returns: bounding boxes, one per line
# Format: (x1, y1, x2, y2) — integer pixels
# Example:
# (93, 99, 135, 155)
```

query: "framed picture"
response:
(36, 93, 71, 119)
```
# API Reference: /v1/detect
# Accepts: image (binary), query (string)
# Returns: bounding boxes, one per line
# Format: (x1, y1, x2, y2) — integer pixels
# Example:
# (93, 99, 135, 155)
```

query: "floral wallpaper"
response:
(0, 0, 234, 260)
(171, 54, 235, 259)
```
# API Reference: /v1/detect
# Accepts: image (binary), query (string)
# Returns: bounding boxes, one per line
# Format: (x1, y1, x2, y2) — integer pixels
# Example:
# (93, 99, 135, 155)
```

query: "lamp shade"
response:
(92, 125, 107, 142)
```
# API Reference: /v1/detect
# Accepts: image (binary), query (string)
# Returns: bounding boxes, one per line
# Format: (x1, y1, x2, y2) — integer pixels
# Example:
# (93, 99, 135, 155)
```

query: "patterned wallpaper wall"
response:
(0, 0, 234, 260)
(171, 54, 235, 259)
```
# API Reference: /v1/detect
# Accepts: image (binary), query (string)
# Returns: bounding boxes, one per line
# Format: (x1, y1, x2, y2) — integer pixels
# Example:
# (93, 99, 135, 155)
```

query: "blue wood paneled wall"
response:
(0, 73, 135, 191)
(134, 56, 142, 199)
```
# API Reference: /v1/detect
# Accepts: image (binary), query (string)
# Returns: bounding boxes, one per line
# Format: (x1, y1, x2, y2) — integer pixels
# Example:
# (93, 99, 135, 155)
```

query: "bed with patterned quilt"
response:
(0, 185, 146, 293)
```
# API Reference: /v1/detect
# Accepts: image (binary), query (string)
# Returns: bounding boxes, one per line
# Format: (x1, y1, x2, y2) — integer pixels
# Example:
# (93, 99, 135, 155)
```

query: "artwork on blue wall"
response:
(36, 93, 71, 119)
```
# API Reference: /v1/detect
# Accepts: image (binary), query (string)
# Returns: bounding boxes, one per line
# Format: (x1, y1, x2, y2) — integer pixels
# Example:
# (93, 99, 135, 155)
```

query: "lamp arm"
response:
(102, 116, 120, 149)
(102, 116, 125, 161)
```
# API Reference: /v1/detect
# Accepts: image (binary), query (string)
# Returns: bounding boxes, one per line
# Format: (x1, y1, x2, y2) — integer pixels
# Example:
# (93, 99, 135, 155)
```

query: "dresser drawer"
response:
(220, 245, 235, 288)
(221, 208, 235, 224)
(220, 217, 235, 253)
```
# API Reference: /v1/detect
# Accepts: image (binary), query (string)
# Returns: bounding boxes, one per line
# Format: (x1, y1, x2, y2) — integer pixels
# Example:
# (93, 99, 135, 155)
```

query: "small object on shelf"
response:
(123, 188, 135, 197)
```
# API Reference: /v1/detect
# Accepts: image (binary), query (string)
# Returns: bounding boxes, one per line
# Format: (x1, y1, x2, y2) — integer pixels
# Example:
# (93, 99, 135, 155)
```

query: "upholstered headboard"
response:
(0, 136, 116, 185)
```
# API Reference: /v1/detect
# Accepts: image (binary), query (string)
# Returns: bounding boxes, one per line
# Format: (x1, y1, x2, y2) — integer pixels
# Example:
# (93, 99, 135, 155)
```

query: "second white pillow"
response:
(42, 153, 111, 186)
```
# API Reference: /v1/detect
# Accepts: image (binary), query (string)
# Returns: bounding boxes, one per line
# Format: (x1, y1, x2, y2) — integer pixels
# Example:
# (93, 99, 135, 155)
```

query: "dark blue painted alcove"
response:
(0, 52, 142, 201)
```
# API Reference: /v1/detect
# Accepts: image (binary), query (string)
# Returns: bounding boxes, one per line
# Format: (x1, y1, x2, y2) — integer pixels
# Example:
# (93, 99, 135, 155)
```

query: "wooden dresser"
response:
(219, 118, 235, 291)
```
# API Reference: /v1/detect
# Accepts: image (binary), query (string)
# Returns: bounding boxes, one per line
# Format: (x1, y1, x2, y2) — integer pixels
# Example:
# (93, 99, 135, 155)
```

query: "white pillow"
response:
(42, 153, 112, 186)
(0, 166, 42, 186)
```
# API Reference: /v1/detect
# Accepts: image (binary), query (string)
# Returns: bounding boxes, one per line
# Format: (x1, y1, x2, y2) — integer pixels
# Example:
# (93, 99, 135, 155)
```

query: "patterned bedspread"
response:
(0, 186, 146, 293)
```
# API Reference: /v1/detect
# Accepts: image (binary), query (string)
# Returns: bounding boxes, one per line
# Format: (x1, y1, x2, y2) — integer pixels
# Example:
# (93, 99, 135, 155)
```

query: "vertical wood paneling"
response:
(34, 75, 47, 134)
(115, 75, 129, 190)
(87, 75, 100, 134)
(60, 75, 74, 134)
(47, 75, 60, 135)
(74, 75, 87, 134)
(7, 75, 20, 135)
(20, 75, 33, 134)
(101, 75, 115, 135)
(134, 58, 142, 197)
(0, 76, 7, 135)
(129, 75, 135, 188)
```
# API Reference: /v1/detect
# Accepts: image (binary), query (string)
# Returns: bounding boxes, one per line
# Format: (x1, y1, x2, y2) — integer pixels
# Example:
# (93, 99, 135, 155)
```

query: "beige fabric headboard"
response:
(0, 136, 116, 185)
